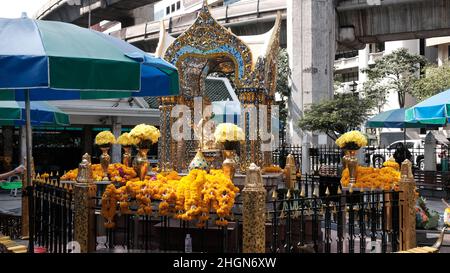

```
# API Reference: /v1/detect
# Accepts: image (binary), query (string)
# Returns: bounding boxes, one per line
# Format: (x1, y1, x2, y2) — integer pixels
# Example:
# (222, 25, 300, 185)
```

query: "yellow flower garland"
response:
(99, 169, 240, 228)
(340, 165, 401, 190)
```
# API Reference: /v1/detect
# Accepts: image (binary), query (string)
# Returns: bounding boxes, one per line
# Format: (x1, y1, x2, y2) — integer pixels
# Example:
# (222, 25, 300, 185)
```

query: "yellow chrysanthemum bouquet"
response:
(129, 124, 161, 180)
(129, 123, 160, 148)
(117, 132, 135, 167)
(213, 123, 245, 179)
(117, 132, 135, 147)
(95, 130, 116, 180)
(335, 130, 368, 150)
(95, 130, 116, 147)
(214, 123, 245, 150)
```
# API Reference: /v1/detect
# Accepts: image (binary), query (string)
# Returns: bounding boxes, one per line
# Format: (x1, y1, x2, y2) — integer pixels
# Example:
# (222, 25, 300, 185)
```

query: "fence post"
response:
(73, 153, 97, 253)
(242, 163, 266, 253)
(302, 140, 311, 175)
(398, 159, 416, 251)
(424, 132, 436, 171)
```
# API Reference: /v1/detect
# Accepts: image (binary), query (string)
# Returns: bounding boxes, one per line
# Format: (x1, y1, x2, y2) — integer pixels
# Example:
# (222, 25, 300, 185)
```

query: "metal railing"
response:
(32, 179, 74, 253)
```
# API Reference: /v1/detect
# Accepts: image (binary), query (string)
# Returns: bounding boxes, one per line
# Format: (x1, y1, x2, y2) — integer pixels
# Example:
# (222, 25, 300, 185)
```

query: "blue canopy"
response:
(366, 108, 437, 128)
(405, 89, 450, 125)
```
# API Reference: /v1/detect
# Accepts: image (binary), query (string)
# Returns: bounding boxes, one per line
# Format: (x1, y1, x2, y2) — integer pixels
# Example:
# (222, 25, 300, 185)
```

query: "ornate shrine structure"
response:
(156, 1, 281, 172)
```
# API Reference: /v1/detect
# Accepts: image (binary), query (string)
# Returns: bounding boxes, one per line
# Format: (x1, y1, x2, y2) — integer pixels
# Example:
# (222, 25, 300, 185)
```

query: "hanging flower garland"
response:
(100, 169, 240, 228)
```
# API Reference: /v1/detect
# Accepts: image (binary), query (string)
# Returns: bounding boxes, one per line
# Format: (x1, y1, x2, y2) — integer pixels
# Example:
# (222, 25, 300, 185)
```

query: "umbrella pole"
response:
(25, 90, 34, 253)
(404, 129, 407, 160)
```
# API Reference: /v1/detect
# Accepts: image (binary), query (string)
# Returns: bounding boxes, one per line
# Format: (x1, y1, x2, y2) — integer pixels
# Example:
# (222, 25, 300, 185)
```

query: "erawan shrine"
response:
(0, 0, 431, 255)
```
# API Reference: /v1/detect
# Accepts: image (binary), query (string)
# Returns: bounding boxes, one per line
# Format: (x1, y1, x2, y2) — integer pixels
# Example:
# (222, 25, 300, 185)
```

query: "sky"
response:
(0, 0, 49, 19)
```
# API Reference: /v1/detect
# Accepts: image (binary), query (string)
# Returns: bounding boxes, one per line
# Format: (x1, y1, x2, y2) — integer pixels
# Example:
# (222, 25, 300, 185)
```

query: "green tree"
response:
(412, 63, 450, 101)
(362, 48, 427, 108)
(361, 79, 389, 113)
(298, 93, 373, 140)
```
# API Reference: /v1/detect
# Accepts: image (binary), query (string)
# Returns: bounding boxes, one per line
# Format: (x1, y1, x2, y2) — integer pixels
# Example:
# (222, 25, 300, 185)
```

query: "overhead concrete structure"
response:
(35, 0, 158, 27)
(337, 0, 450, 49)
(111, 0, 287, 52)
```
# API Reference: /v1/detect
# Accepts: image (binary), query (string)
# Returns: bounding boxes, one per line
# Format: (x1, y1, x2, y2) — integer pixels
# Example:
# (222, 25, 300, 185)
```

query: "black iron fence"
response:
(32, 179, 74, 253)
(272, 145, 302, 169)
(0, 212, 21, 240)
(25, 173, 402, 253)
(272, 144, 450, 174)
(97, 214, 240, 253)
(269, 189, 400, 253)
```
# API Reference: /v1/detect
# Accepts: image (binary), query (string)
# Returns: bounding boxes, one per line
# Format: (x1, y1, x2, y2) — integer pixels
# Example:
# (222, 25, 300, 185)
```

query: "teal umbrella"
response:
(405, 89, 450, 125)
(0, 101, 69, 126)
(366, 108, 436, 129)
(366, 108, 437, 159)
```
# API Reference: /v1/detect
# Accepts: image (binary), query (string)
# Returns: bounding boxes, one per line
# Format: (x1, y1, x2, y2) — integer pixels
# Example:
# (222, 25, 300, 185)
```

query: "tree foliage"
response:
(412, 63, 450, 101)
(361, 48, 427, 108)
(298, 93, 373, 140)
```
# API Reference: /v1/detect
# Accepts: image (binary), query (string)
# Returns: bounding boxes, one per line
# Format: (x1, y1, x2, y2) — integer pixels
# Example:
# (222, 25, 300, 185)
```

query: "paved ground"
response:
(0, 190, 22, 216)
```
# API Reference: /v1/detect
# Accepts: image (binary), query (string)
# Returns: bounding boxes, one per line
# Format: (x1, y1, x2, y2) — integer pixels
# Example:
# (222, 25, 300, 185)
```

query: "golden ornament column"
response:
(74, 153, 97, 253)
(284, 154, 296, 190)
(399, 159, 416, 251)
(242, 163, 266, 253)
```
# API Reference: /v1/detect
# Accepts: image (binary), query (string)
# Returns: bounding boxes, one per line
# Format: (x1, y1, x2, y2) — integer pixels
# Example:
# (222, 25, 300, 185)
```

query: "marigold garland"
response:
(340, 165, 401, 190)
(99, 169, 240, 228)
(61, 163, 137, 183)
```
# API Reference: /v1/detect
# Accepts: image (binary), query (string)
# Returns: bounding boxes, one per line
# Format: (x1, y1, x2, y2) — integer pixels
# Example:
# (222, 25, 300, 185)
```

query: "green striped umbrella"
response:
(0, 101, 69, 126)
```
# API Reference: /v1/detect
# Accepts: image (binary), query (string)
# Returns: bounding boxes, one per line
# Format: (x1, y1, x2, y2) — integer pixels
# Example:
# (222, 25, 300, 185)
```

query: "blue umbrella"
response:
(366, 108, 437, 157)
(0, 101, 70, 126)
(0, 17, 179, 100)
(366, 108, 437, 128)
(405, 89, 450, 125)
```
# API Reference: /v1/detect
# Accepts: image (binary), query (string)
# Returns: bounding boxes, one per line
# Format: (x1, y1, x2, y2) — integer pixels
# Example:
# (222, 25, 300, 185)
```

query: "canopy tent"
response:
(0, 101, 69, 126)
(405, 89, 450, 126)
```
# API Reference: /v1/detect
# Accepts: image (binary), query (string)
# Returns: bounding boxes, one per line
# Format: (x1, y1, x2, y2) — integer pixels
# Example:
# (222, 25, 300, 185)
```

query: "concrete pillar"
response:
(242, 163, 266, 253)
(358, 45, 370, 86)
(438, 44, 449, 66)
(111, 117, 122, 163)
(82, 125, 93, 155)
(399, 159, 416, 251)
(301, 134, 311, 174)
(287, 0, 336, 145)
(424, 132, 437, 171)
